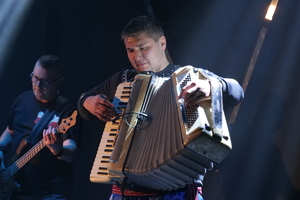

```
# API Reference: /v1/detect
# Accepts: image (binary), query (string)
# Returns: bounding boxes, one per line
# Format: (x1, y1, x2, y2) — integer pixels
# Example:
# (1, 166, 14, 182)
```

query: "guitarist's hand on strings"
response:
(178, 79, 211, 107)
(83, 94, 116, 122)
(43, 126, 64, 155)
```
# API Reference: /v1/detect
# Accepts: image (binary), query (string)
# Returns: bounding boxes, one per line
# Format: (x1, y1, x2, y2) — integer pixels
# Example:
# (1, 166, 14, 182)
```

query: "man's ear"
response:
(159, 36, 167, 50)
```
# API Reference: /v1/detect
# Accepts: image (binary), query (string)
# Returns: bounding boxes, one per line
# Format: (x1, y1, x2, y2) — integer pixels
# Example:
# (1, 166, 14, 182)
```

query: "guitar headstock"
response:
(57, 110, 78, 134)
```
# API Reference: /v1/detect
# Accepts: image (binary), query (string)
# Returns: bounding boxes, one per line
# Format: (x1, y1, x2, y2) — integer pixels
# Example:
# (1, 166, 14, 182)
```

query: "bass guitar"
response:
(0, 110, 77, 200)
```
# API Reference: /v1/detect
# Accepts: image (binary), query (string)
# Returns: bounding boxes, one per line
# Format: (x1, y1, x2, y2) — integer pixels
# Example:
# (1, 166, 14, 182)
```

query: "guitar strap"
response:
(27, 95, 68, 145)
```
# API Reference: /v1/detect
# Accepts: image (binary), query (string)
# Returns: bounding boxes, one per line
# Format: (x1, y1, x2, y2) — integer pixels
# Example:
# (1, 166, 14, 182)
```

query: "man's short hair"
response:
(121, 16, 164, 42)
(37, 55, 64, 76)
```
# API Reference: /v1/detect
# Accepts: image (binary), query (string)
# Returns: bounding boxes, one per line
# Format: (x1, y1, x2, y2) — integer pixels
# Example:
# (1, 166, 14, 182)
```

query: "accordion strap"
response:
(198, 69, 224, 139)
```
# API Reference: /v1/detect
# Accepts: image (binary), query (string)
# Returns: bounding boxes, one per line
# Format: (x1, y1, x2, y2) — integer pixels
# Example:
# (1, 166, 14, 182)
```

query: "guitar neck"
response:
(5, 139, 46, 178)
(14, 126, 60, 171)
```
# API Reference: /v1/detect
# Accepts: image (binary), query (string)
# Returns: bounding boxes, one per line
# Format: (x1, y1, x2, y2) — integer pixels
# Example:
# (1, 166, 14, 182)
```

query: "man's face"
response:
(31, 63, 63, 103)
(124, 32, 168, 73)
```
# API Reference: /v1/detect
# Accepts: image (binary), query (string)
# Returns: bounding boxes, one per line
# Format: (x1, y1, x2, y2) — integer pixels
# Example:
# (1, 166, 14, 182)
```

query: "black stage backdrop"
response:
(0, 0, 299, 199)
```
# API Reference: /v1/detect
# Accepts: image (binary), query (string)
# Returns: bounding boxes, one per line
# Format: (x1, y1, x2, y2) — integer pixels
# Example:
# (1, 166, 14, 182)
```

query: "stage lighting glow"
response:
(0, 0, 34, 72)
(265, 0, 279, 21)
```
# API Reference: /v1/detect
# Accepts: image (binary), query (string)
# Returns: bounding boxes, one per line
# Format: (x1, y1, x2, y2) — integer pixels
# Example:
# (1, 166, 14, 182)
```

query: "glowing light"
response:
(265, 0, 279, 21)
(0, 0, 34, 73)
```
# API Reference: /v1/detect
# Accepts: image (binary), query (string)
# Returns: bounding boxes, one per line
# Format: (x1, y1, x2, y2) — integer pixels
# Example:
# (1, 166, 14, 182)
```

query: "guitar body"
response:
(15, 139, 31, 158)
(0, 140, 30, 200)
(0, 110, 77, 200)
(0, 167, 20, 200)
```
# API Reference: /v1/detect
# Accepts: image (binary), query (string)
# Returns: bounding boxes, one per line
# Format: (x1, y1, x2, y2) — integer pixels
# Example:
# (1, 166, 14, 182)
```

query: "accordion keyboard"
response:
(90, 82, 131, 183)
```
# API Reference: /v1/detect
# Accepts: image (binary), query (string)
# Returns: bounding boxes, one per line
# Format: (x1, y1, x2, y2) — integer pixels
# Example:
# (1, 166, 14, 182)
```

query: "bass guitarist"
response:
(0, 55, 82, 200)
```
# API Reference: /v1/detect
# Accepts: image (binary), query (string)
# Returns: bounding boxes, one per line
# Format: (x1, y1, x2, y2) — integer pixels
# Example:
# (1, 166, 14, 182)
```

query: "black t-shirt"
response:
(7, 90, 82, 194)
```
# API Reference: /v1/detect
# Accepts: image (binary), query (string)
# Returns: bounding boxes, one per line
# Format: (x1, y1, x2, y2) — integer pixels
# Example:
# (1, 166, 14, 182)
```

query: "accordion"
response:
(90, 66, 231, 191)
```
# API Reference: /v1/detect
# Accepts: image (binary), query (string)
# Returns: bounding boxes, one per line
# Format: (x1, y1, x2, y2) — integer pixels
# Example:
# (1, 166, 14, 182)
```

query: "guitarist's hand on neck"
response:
(42, 112, 78, 162)
(43, 126, 64, 156)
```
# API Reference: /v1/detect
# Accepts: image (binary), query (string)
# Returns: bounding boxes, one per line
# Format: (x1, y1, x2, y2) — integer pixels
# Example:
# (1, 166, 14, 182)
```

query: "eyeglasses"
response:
(30, 72, 62, 87)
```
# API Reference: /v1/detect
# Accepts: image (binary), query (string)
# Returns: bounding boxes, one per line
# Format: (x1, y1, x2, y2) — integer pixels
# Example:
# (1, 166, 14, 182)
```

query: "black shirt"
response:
(8, 90, 82, 194)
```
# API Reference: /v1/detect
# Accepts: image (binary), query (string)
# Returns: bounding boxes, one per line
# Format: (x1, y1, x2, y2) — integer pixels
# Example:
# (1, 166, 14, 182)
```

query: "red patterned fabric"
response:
(112, 185, 160, 196)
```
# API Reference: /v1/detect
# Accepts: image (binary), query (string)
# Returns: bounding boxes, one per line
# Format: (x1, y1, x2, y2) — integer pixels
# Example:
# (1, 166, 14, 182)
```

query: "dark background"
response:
(0, 0, 300, 199)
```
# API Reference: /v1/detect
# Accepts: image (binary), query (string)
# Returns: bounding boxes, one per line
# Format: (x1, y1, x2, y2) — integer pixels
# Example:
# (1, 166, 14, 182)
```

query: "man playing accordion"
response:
(78, 16, 244, 200)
